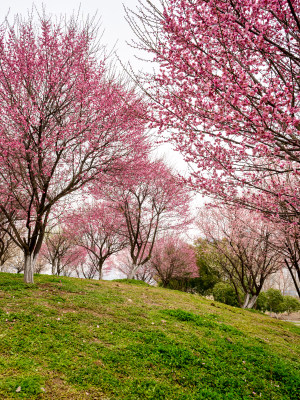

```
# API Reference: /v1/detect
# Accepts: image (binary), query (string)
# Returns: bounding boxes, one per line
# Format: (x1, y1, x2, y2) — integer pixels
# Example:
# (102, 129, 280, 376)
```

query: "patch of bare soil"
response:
(277, 312, 300, 325)
(278, 312, 300, 321)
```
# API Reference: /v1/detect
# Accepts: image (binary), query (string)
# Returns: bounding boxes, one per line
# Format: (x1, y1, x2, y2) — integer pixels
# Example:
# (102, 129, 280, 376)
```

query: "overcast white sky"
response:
(0, 1, 142, 67)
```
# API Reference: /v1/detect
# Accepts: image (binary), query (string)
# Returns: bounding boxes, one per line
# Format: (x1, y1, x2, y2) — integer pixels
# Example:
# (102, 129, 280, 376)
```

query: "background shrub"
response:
(212, 282, 239, 307)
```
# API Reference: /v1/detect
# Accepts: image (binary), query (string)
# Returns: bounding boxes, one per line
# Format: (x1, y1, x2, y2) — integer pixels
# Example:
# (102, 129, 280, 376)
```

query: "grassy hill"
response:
(0, 273, 299, 400)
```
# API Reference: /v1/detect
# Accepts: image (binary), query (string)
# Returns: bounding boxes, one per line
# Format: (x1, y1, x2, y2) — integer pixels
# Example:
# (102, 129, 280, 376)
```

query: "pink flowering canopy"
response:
(129, 0, 300, 219)
(150, 235, 198, 287)
(99, 158, 192, 278)
(65, 201, 127, 279)
(40, 231, 87, 276)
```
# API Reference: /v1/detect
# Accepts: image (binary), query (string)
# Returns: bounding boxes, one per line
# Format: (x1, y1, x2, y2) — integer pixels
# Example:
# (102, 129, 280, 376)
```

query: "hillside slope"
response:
(0, 273, 299, 399)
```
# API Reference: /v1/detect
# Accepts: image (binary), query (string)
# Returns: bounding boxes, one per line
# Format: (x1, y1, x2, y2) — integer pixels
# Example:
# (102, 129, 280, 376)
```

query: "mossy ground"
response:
(0, 272, 299, 399)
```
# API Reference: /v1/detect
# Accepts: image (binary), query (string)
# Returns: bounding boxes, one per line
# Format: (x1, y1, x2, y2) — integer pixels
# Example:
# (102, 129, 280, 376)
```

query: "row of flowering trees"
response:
(0, 170, 197, 284)
(1, 2, 300, 300)
(0, 13, 197, 284)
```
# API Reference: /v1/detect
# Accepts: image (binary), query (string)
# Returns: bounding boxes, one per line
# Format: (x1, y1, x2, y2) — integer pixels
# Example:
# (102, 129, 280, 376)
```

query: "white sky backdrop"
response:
(0, 1, 145, 68)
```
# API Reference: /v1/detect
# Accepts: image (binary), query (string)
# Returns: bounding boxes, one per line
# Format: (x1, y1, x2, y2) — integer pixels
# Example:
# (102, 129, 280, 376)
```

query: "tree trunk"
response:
(51, 260, 57, 275)
(247, 295, 258, 309)
(284, 259, 300, 297)
(242, 293, 250, 308)
(242, 293, 258, 309)
(24, 253, 35, 284)
(127, 263, 139, 279)
(98, 261, 104, 280)
(127, 269, 134, 279)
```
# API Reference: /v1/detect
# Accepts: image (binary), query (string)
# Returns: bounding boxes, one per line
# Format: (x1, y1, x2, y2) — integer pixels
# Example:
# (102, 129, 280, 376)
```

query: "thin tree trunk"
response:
(284, 259, 300, 297)
(51, 260, 56, 275)
(98, 260, 104, 280)
(127, 269, 134, 279)
(128, 263, 139, 279)
(242, 293, 258, 309)
(247, 295, 258, 309)
(242, 293, 250, 308)
(24, 253, 35, 284)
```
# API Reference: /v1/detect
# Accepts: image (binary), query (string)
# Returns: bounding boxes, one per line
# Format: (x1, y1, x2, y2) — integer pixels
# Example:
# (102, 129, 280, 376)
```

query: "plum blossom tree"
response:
(149, 235, 198, 287)
(104, 159, 191, 279)
(0, 13, 148, 283)
(41, 228, 85, 276)
(197, 205, 283, 308)
(74, 256, 98, 280)
(66, 201, 127, 279)
(128, 0, 300, 220)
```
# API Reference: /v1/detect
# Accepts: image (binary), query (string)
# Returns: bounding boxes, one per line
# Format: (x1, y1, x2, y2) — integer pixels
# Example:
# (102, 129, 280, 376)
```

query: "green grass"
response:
(0, 273, 299, 399)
